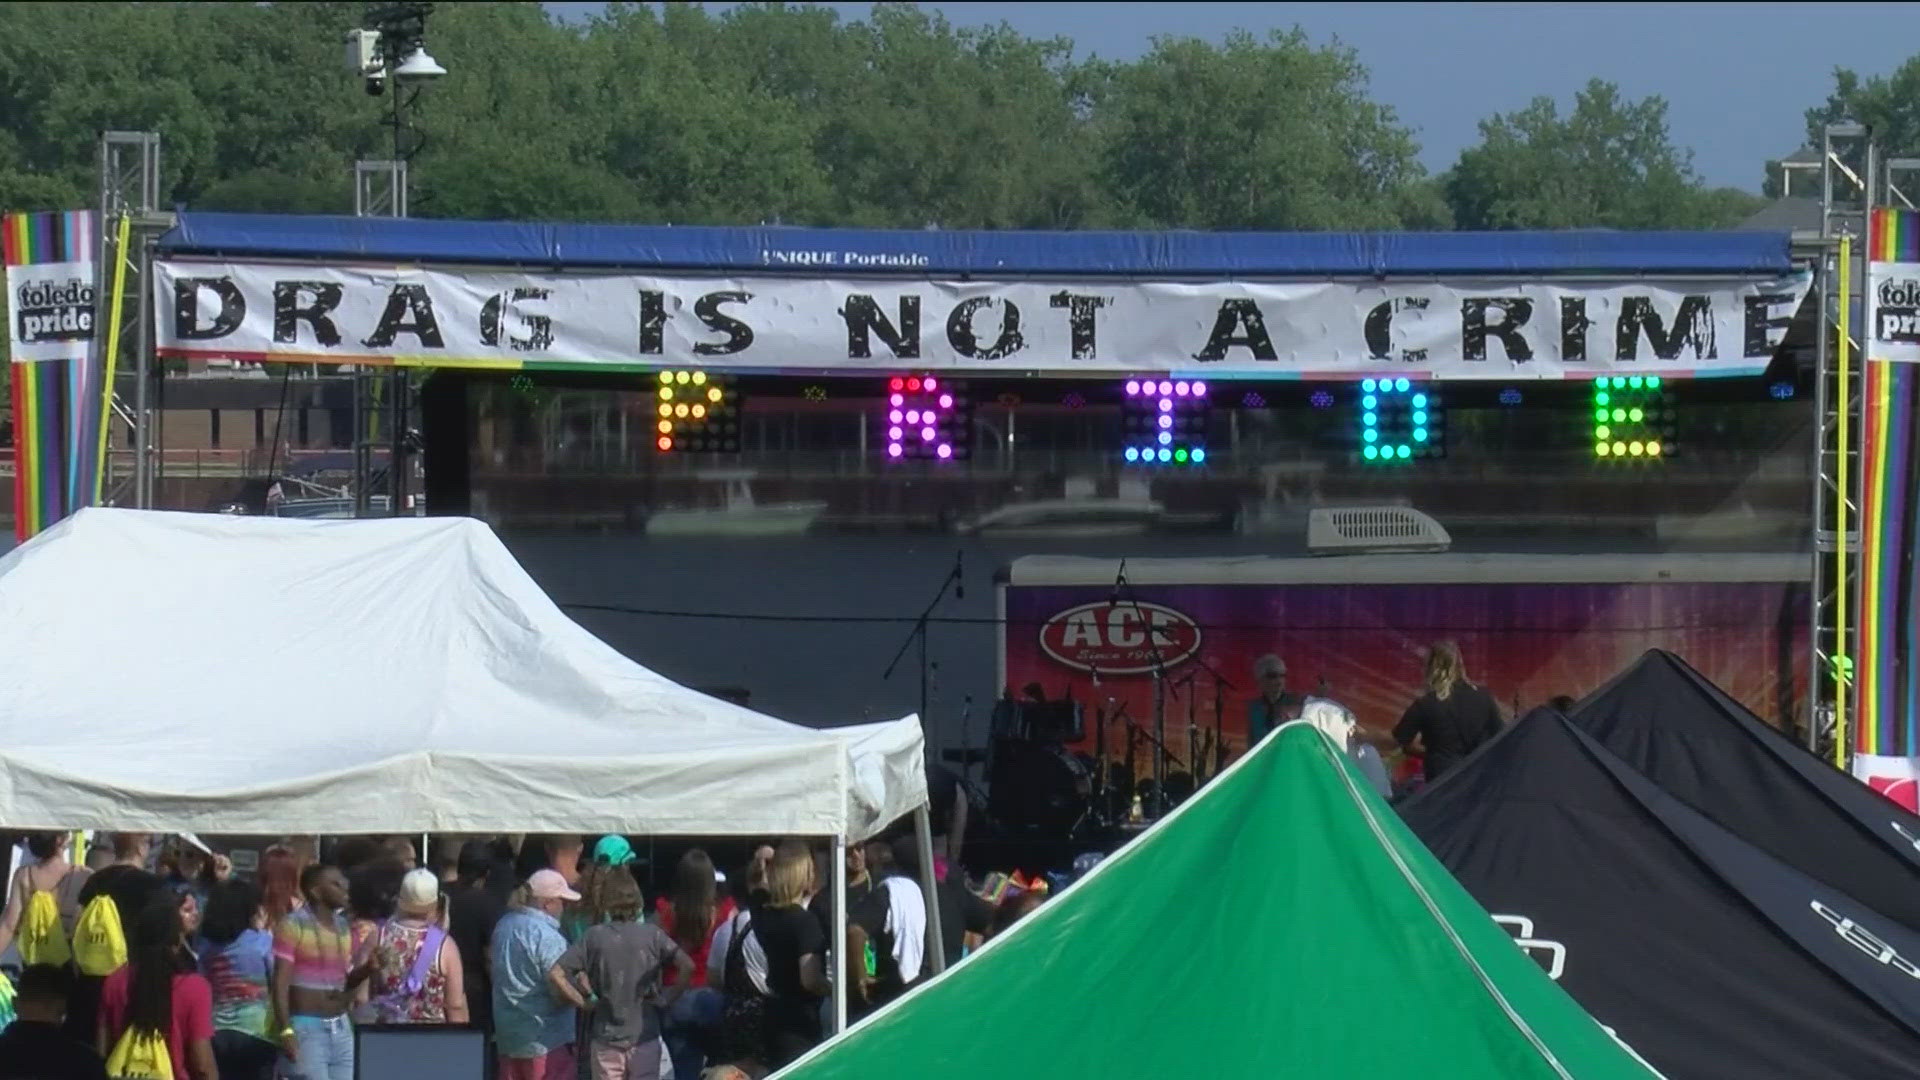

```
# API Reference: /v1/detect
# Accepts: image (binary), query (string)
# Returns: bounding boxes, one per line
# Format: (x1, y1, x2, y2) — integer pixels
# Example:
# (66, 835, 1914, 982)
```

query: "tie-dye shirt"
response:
(198, 928, 274, 1038)
(273, 906, 350, 991)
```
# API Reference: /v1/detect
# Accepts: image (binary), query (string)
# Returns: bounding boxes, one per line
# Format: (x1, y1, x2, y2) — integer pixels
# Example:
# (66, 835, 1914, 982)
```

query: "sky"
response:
(542, 1, 1920, 193)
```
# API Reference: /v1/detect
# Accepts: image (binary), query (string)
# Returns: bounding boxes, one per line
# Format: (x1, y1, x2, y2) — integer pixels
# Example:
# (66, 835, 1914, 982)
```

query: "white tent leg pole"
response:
(914, 803, 947, 975)
(832, 835, 848, 1034)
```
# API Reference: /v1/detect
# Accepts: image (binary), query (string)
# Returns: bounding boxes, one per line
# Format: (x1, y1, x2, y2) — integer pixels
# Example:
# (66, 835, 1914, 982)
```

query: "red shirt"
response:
(100, 965, 214, 1080)
(654, 896, 736, 988)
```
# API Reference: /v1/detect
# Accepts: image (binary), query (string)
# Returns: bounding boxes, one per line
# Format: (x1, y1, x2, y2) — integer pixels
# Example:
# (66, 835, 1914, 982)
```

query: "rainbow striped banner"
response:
(1858, 208, 1920, 756)
(3, 210, 102, 541)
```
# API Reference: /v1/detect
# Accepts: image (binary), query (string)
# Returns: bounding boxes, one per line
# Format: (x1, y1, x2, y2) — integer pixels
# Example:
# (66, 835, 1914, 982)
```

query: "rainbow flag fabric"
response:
(3, 210, 102, 540)
(1858, 208, 1920, 755)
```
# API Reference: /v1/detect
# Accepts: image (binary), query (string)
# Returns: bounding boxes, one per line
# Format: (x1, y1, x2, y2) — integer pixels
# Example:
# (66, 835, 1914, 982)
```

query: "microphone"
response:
(954, 550, 965, 600)
(1109, 558, 1127, 608)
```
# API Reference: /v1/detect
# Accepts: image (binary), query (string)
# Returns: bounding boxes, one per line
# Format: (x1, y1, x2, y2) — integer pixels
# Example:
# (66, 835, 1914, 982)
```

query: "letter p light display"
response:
(1359, 378, 1443, 463)
(1122, 377, 1209, 465)
(1590, 376, 1675, 460)
(654, 370, 739, 452)
(884, 376, 970, 461)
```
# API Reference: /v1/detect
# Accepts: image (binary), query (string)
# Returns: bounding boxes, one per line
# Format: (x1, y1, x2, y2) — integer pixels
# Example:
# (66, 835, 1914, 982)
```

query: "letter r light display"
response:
(884, 376, 970, 461)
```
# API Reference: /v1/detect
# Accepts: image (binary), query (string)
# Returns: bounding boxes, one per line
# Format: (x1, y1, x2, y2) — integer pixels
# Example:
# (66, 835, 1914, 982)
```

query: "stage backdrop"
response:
(1002, 579, 1807, 768)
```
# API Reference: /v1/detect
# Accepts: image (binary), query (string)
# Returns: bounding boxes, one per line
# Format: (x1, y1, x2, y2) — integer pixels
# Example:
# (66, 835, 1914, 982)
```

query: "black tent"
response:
(1570, 649, 1920, 930)
(1401, 707, 1920, 1080)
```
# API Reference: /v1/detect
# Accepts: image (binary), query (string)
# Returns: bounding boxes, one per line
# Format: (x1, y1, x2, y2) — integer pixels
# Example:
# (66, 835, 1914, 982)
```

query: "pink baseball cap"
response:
(528, 869, 581, 902)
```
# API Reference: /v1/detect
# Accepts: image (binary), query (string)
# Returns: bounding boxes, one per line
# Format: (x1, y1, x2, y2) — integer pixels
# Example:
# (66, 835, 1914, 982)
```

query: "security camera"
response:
(365, 70, 386, 96)
(345, 28, 381, 74)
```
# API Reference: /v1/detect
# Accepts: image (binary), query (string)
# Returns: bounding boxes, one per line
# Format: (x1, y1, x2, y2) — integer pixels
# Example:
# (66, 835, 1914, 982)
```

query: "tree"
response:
(0, 3, 1771, 234)
(695, 2, 1108, 229)
(1804, 58, 1920, 161)
(1094, 29, 1431, 231)
(1445, 80, 1744, 230)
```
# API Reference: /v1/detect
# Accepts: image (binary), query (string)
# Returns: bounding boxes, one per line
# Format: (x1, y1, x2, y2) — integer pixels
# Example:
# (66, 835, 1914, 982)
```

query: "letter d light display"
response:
(654, 370, 739, 452)
(884, 376, 970, 461)
(1359, 378, 1444, 463)
(1123, 377, 1209, 465)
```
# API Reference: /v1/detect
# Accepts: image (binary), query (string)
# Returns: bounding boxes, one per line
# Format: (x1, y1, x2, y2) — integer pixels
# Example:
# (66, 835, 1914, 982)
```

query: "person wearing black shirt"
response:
(888, 836, 990, 969)
(756, 843, 827, 1069)
(65, 839, 163, 1047)
(1393, 641, 1504, 783)
(806, 843, 894, 1016)
(0, 964, 108, 1080)
(446, 840, 506, 1035)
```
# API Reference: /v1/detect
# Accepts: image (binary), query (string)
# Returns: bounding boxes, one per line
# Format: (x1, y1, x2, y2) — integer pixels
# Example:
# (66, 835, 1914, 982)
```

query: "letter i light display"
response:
(1359, 378, 1443, 462)
(654, 370, 739, 452)
(884, 376, 970, 461)
(1122, 377, 1208, 465)
(1590, 376, 1675, 460)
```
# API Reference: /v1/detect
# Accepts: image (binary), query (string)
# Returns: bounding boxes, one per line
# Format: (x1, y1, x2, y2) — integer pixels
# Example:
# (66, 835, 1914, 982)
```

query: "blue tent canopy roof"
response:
(156, 211, 1796, 278)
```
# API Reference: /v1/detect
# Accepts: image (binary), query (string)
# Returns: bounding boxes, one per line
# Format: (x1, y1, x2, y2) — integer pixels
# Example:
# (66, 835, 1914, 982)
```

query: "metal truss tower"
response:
(351, 159, 409, 517)
(98, 130, 166, 509)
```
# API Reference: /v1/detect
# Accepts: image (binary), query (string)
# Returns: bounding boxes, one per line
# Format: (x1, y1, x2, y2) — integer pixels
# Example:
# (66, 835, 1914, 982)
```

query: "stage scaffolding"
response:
(97, 130, 168, 510)
(1807, 128, 1920, 758)
(101, 124, 1876, 749)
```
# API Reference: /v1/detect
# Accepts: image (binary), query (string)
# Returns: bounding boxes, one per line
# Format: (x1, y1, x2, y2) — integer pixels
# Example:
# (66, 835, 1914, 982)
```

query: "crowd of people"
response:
(0, 823, 1042, 1080)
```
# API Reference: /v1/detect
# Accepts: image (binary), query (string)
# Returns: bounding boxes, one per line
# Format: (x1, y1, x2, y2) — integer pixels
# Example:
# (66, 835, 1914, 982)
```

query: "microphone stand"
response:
(882, 551, 964, 735)
(1112, 558, 1176, 818)
(1212, 678, 1225, 780)
(1090, 664, 1108, 820)
(1179, 651, 1238, 783)
(1174, 670, 1199, 793)
(1123, 715, 1186, 772)
(958, 694, 975, 785)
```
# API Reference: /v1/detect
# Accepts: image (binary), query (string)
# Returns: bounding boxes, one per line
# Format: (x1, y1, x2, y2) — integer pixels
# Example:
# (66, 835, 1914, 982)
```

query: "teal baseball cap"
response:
(592, 835, 635, 867)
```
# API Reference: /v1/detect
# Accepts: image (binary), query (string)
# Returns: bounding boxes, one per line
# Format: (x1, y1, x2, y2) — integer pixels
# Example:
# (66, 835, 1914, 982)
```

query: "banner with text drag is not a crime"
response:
(154, 260, 1811, 378)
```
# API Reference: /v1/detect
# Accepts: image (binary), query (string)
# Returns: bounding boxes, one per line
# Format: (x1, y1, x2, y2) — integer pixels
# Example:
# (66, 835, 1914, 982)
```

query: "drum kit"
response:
(944, 681, 1229, 868)
(938, 561, 1236, 868)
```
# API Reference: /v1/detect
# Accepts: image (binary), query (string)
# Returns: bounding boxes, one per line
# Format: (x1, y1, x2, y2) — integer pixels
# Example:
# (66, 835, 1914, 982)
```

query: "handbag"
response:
(711, 912, 767, 1064)
(369, 920, 447, 1022)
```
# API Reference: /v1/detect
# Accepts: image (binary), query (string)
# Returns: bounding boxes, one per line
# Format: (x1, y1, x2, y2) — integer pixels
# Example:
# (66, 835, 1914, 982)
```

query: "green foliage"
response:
(0, 3, 1770, 232)
(1805, 58, 1920, 160)
(1444, 80, 1741, 231)
(1097, 30, 1431, 230)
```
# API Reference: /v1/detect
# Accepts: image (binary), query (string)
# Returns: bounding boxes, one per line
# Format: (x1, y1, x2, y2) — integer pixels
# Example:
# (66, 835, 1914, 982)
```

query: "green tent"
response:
(778, 723, 1658, 1078)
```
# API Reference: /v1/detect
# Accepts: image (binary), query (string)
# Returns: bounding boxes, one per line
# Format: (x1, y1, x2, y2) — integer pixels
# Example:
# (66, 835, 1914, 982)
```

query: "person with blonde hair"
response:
(750, 842, 827, 1069)
(1392, 641, 1504, 784)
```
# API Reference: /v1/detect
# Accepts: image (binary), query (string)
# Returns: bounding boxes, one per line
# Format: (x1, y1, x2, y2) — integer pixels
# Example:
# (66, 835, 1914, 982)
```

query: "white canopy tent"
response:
(0, 508, 926, 840)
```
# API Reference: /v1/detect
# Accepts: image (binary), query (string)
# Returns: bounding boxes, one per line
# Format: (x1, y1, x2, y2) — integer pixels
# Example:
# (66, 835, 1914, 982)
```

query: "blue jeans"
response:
(661, 988, 723, 1080)
(287, 1014, 354, 1080)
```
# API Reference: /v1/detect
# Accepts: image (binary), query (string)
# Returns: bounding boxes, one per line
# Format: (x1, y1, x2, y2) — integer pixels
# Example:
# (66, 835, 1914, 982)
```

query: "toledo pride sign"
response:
(154, 259, 1812, 379)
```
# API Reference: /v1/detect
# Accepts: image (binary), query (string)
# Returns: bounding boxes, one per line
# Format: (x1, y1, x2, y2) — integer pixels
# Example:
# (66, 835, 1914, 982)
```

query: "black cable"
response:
(556, 601, 1760, 636)
(263, 361, 295, 485)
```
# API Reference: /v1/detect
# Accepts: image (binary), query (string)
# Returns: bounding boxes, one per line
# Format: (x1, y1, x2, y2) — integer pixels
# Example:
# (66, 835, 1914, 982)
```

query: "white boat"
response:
(958, 477, 1164, 537)
(645, 471, 827, 537)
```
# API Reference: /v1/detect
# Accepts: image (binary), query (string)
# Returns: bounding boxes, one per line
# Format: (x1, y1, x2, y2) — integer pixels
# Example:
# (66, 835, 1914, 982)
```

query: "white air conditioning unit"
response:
(1307, 506, 1451, 554)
